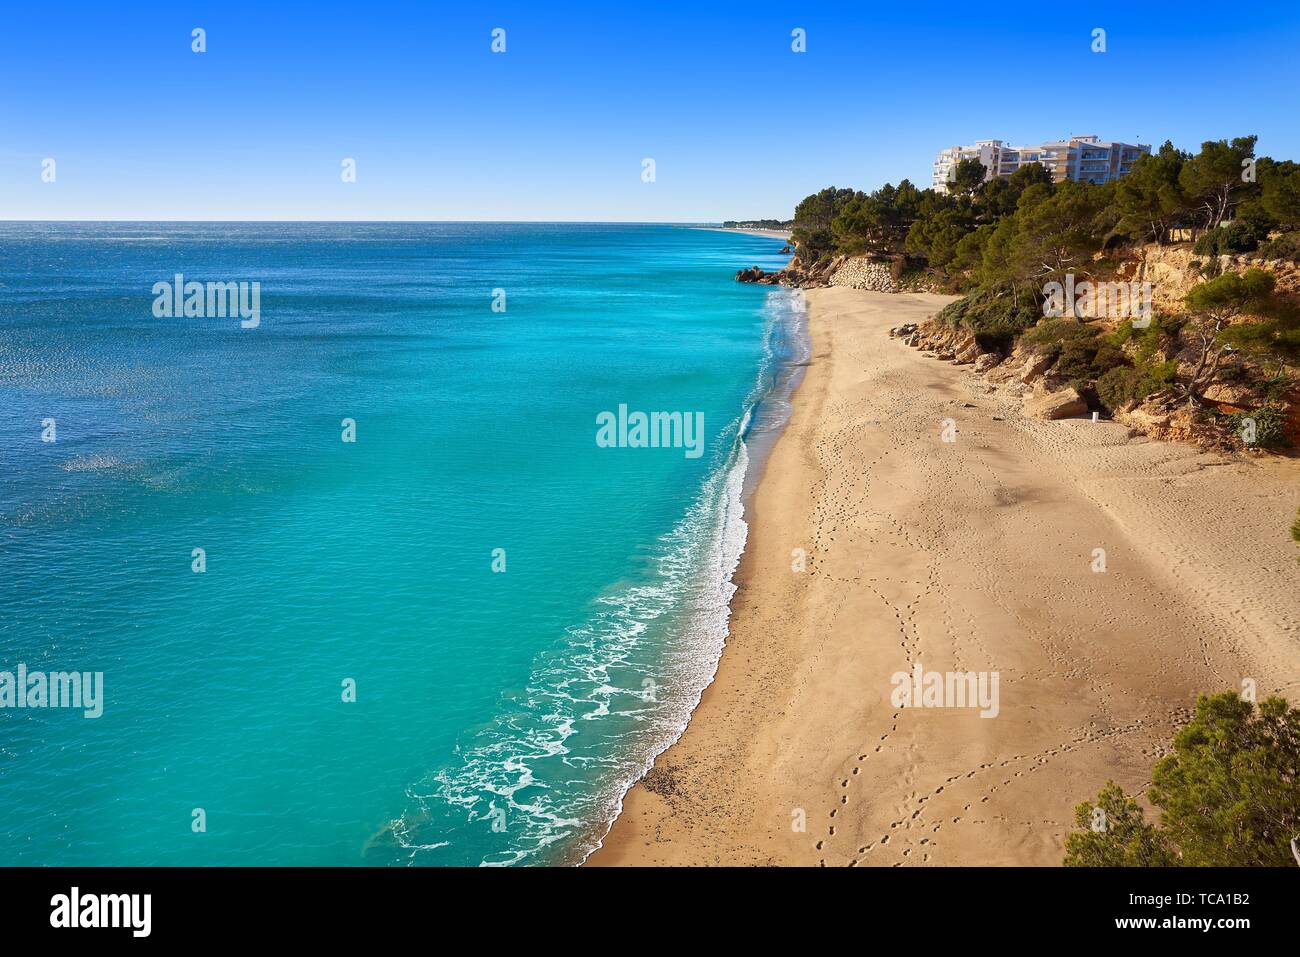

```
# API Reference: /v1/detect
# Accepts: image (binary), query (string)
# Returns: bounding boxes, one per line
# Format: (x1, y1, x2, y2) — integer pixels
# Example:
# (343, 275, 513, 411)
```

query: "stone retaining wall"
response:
(828, 256, 898, 293)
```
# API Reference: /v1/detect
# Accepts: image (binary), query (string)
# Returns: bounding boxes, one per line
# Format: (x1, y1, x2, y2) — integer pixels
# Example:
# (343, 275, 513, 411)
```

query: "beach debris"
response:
(641, 765, 682, 798)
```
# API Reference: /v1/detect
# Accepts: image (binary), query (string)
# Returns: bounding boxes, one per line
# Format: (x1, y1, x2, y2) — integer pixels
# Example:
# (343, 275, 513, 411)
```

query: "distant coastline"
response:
(694, 225, 792, 241)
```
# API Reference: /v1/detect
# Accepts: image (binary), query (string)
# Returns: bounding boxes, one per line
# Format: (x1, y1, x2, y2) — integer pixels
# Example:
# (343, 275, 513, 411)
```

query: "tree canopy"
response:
(1065, 692, 1300, 867)
(783, 134, 1300, 434)
(788, 134, 1300, 278)
(946, 157, 986, 196)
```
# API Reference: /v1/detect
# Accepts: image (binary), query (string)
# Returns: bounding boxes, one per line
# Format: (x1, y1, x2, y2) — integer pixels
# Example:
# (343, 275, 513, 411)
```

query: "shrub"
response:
(1292, 507, 1300, 548)
(1056, 339, 1129, 385)
(1063, 783, 1175, 866)
(1020, 317, 1099, 357)
(896, 265, 936, 292)
(1096, 366, 1144, 409)
(1227, 403, 1291, 449)
(1107, 314, 1183, 362)
(1194, 257, 1223, 278)
(935, 288, 1040, 351)
(1192, 219, 1269, 256)
(1096, 360, 1179, 410)
(1020, 319, 1128, 386)
(1065, 692, 1300, 867)
(1258, 230, 1300, 262)
(1262, 374, 1294, 403)
(1091, 341, 1129, 376)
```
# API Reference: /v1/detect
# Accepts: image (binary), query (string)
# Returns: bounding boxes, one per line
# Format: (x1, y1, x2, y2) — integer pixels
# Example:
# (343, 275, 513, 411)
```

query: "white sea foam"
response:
(60, 453, 125, 473)
(389, 286, 804, 867)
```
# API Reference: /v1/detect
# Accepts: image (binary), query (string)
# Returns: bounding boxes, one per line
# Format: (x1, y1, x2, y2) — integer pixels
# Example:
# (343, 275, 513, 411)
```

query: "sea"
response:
(0, 222, 804, 866)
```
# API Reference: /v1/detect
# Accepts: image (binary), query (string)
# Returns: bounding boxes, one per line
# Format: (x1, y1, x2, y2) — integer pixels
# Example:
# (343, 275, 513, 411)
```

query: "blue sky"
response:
(2, 2, 1298, 221)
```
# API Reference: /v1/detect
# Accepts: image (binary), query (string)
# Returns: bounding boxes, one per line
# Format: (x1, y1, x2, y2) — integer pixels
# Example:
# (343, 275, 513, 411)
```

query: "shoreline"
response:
(575, 282, 809, 866)
(588, 286, 1300, 866)
(694, 226, 792, 241)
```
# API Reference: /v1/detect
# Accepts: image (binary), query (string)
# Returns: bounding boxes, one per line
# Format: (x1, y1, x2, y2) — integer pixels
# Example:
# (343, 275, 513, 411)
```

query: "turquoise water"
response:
(0, 222, 799, 866)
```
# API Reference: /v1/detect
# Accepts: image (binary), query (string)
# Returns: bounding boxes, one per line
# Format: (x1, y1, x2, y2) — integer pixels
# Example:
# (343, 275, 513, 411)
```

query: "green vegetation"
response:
(1180, 269, 1298, 407)
(1227, 404, 1290, 449)
(1096, 316, 1183, 410)
(945, 157, 987, 197)
(934, 288, 1039, 351)
(790, 137, 1300, 288)
(1064, 692, 1300, 867)
(1096, 359, 1179, 411)
(721, 219, 792, 229)
(1259, 231, 1300, 262)
(1178, 137, 1259, 231)
(787, 135, 1300, 429)
(1216, 277, 1300, 379)
(1193, 219, 1270, 256)
(1021, 316, 1104, 355)
(1113, 141, 1190, 245)
(1019, 319, 1127, 388)
(789, 187, 856, 263)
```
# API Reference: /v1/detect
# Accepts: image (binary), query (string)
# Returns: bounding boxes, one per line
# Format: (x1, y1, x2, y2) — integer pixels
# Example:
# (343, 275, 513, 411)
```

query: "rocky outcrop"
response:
(901, 319, 1035, 364)
(898, 320, 981, 362)
(983, 356, 1025, 384)
(1115, 403, 1173, 435)
(737, 252, 932, 293)
(1114, 241, 1300, 310)
(1018, 354, 1054, 384)
(735, 254, 844, 289)
(1023, 381, 1088, 420)
(1111, 400, 1223, 447)
(896, 320, 1090, 422)
(881, 239, 1300, 447)
(1200, 381, 1257, 412)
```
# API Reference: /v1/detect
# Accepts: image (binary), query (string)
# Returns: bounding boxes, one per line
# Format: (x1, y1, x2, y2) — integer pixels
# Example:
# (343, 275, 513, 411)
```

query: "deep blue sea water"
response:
(0, 222, 800, 866)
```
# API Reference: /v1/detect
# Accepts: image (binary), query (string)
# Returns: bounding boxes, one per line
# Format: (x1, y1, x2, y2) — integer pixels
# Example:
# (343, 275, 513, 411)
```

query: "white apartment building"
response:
(933, 136, 1150, 192)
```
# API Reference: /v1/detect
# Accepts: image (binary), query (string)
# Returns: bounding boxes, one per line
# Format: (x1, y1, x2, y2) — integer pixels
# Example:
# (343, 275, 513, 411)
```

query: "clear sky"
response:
(2, 1, 1298, 221)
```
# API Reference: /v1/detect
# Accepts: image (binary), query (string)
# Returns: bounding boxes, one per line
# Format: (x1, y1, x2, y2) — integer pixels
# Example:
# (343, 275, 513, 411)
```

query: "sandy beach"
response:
(589, 286, 1300, 867)
(698, 226, 792, 240)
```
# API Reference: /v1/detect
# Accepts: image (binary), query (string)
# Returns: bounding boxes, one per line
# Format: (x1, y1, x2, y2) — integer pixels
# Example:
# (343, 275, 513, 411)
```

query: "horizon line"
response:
(0, 218, 757, 226)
